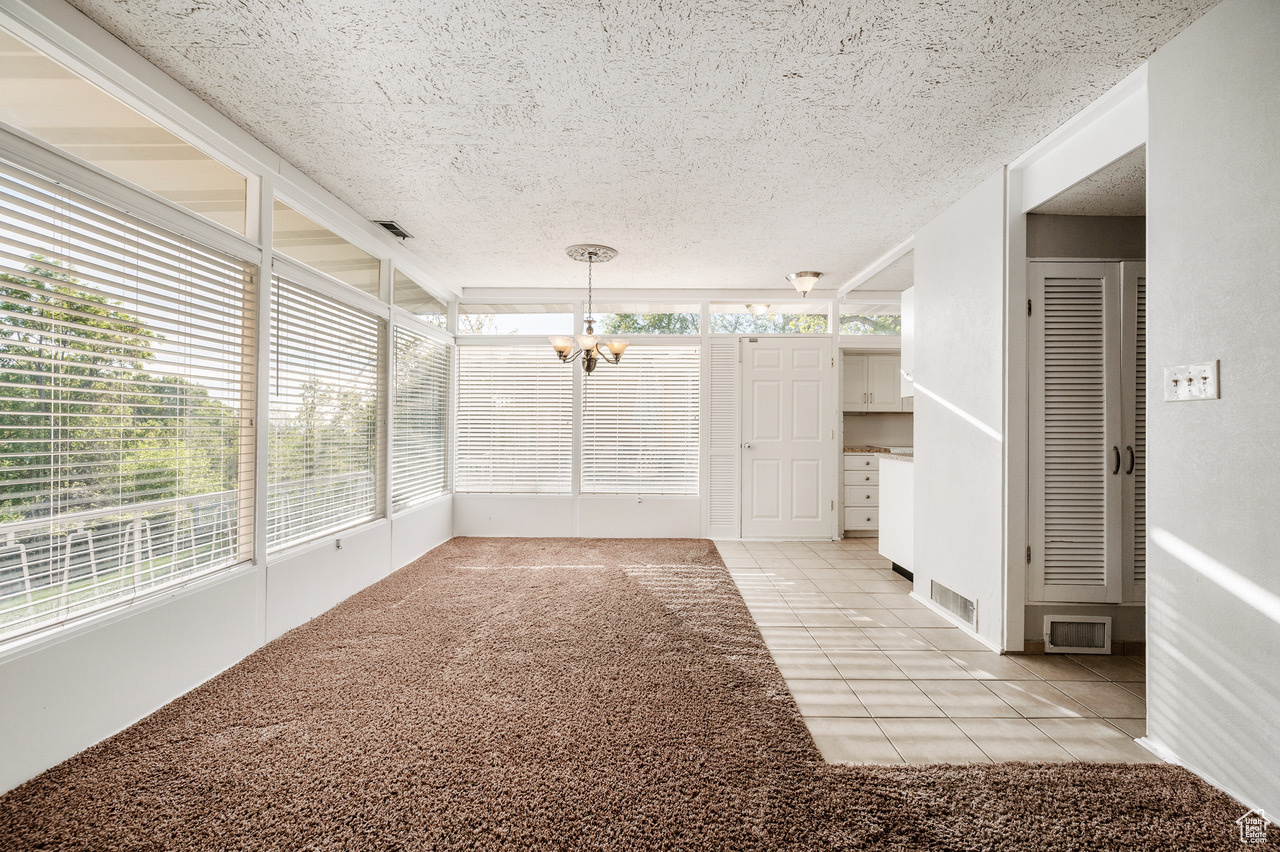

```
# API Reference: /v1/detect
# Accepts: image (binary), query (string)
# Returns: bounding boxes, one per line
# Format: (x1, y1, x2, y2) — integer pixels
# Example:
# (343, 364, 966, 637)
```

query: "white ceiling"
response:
(1033, 145, 1146, 216)
(66, 0, 1214, 292)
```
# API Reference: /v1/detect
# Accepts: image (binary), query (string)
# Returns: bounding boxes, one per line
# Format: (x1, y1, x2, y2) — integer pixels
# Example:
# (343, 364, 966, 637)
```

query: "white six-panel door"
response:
(740, 337, 836, 539)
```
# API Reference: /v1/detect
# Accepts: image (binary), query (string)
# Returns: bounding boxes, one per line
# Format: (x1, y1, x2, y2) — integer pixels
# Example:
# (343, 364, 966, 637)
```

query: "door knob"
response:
(742, 442, 753, 450)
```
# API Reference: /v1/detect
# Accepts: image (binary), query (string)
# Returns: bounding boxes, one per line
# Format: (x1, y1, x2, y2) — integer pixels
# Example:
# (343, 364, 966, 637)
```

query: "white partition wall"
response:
(1145, 0, 1280, 817)
(911, 170, 1007, 650)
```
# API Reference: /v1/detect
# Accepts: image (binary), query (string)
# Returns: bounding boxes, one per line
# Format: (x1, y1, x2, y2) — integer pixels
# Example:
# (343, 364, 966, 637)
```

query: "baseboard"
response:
(1137, 736, 1267, 820)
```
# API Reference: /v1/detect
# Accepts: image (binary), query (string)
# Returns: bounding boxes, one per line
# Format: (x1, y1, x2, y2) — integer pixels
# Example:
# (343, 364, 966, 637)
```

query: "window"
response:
(457, 304, 574, 335)
(272, 200, 380, 296)
(0, 157, 254, 641)
(710, 303, 829, 334)
(840, 301, 902, 335)
(0, 29, 248, 234)
(581, 346, 700, 495)
(455, 346, 571, 494)
(391, 324, 449, 510)
(268, 276, 380, 550)
(592, 304, 700, 335)
(393, 270, 446, 328)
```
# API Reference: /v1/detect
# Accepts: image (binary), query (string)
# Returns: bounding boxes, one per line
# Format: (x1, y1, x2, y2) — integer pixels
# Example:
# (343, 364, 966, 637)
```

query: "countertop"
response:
(844, 446, 914, 463)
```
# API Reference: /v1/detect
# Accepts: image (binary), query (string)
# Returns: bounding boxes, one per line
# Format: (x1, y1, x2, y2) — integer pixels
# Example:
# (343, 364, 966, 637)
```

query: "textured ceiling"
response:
(854, 250, 913, 293)
(66, 0, 1214, 292)
(1034, 145, 1146, 216)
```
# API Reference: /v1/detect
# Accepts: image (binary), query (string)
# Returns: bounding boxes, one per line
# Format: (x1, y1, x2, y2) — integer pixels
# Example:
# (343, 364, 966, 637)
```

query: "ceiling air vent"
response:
(930, 581, 976, 628)
(1044, 615, 1111, 655)
(374, 220, 413, 240)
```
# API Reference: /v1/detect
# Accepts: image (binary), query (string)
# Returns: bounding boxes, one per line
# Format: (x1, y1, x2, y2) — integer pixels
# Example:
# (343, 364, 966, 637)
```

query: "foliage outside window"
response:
(710, 305, 829, 334)
(594, 305, 700, 335)
(457, 304, 574, 335)
(0, 161, 254, 641)
(267, 277, 380, 551)
(840, 312, 902, 335)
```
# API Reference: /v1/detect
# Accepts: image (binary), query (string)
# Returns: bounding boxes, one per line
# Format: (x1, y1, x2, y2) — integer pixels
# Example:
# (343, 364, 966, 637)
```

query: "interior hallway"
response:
(719, 539, 1152, 765)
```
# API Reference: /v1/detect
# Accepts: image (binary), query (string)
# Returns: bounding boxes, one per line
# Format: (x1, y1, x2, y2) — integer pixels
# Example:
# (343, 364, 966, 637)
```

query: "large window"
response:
(0, 158, 255, 640)
(840, 301, 902, 335)
(581, 346, 700, 495)
(268, 276, 380, 550)
(393, 270, 446, 328)
(272, 201, 380, 296)
(391, 324, 450, 510)
(457, 304, 573, 335)
(455, 346, 571, 494)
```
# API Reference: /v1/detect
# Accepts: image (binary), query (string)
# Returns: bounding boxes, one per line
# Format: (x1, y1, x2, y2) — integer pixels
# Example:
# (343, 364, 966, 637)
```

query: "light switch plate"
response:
(1163, 360, 1220, 401)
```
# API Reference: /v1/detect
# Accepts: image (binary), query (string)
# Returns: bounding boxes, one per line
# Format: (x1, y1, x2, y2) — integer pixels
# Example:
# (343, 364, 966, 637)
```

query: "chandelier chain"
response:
(586, 254, 594, 323)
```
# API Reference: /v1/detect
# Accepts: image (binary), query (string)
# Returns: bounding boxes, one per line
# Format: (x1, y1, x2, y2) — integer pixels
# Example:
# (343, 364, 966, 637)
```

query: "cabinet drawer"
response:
(843, 453, 878, 471)
(844, 508, 880, 530)
(844, 486, 879, 506)
(845, 468, 879, 486)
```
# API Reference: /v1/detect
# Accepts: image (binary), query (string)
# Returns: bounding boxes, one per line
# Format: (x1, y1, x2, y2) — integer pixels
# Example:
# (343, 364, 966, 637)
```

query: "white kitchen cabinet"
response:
(843, 353, 902, 412)
(843, 453, 881, 532)
(867, 355, 901, 411)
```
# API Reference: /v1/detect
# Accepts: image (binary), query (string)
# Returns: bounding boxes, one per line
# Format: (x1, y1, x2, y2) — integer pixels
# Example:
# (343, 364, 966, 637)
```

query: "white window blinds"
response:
(392, 324, 450, 510)
(581, 345, 700, 495)
(0, 157, 255, 641)
(455, 346, 571, 494)
(268, 275, 380, 550)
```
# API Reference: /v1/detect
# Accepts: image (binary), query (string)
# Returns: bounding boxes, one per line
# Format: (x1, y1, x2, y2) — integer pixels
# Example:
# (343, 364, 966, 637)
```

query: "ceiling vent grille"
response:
(374, 220, 413, 240)
(930, 581, 975, 628)
(1044, 615, 1111, 654)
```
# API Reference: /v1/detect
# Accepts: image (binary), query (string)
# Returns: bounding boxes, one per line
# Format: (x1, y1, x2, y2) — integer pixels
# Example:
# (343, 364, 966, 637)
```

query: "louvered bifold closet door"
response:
(455, 346, 572, 494)
(391, 324, 450, 511)
(706, 338, 740, 538)
(1122, 262, 1147, 600)
(581, 345, 699, 495)
(0, 157, 256, 641)
(268, 275, 381, 552)
(1029, 262, 1123, 603)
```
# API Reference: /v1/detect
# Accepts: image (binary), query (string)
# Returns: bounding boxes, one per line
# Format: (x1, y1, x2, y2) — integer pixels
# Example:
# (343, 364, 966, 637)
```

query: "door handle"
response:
(742, 442, 753, 450)
(870, 392, 874, 403)
(1126, 446, 1135, 475)
(1112, 446, 1121, 474)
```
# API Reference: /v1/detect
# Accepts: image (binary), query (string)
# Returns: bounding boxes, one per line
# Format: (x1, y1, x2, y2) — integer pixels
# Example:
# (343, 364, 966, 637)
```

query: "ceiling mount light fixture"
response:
(549, 244, 627, 374)
(787, 270, 823, 297)
(746, 304, 770, 317)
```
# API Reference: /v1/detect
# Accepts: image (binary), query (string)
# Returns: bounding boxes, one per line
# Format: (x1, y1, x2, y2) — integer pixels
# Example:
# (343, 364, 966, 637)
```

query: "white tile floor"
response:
(718, 538, 1155, 766)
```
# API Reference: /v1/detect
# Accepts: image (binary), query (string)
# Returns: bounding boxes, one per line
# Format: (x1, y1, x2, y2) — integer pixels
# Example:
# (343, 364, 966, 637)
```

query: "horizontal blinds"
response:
(455, 346, 571, 494)
(268, 275, 380, 550)
(581, 346, 699, 495)
(0, 157, 255, 641)
(391, 324, 450, 510)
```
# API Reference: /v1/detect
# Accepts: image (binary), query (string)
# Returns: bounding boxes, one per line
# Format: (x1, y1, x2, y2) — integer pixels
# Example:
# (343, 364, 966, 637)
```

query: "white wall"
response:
(1145, 0, 1280, 816)
(912, 170, 1007, 648)
(0, 499, 452, 794)
(453, 494, 700, 538)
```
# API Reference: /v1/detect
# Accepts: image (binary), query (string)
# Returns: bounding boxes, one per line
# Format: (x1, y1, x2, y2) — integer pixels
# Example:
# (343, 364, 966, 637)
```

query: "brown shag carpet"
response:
(0, 538, 1241, 850)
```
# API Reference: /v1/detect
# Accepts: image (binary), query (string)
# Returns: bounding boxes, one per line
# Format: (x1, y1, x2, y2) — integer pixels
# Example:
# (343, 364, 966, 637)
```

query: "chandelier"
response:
(549, 244, 628, 373)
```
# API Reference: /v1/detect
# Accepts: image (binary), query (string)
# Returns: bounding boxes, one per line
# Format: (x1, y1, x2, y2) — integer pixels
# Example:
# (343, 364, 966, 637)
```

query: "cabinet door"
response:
(843, 354, 868, 412)
(1028, 262, 1124, 604)
(1121, 262, 1146, 602)
(867, 354, 901, 411)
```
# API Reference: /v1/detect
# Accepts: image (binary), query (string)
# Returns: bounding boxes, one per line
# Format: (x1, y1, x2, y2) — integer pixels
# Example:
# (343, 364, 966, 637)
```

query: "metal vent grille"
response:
(930, 581, 976, 627)
(1044, 616, 1111, 654)
(374, 220, 413, 239)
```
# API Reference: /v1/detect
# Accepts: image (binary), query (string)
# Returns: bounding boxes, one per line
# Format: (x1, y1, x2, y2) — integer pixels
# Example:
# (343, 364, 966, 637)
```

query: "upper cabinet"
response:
(900, 286, 915, 398)
(843, 353, 908, 412)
